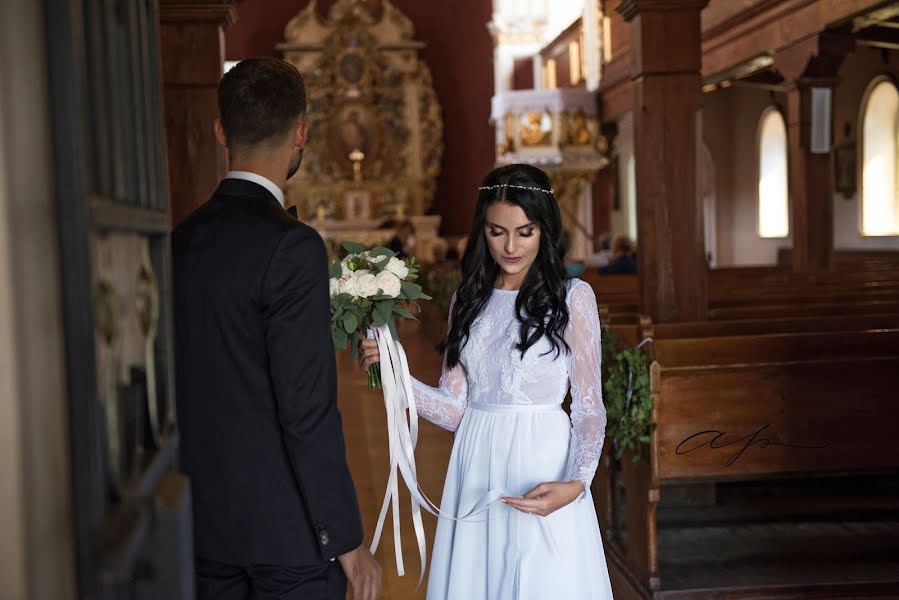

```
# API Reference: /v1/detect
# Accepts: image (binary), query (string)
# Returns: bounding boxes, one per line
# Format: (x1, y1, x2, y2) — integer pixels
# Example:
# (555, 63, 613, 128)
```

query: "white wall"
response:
(704, 86, 792, 266)
(0, 0, 75, 598)
(705, 48, 899, 265)
(832, 47, 899, 251)
(491, 0, 594, 93)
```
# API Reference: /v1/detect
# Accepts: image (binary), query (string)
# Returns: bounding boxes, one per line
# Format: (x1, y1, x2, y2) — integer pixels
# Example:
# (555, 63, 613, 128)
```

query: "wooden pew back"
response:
(648, 328, 899, 482)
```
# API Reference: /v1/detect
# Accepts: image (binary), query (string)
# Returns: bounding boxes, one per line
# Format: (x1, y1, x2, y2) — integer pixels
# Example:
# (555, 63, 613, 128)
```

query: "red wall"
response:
(224, 0, 495, 235)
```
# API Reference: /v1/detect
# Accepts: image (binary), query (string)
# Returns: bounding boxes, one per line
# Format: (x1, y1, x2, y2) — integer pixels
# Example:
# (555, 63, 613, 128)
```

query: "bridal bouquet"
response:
(329, 241, 430, 388)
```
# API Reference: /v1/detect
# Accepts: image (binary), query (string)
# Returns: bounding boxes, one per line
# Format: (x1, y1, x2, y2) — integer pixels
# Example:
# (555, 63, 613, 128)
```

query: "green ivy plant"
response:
(602, 331, 655, 462)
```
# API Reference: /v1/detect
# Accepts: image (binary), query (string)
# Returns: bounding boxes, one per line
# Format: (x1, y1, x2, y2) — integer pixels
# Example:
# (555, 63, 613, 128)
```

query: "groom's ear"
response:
(214, 118, 228, 148)
(294, 119, 309, 150)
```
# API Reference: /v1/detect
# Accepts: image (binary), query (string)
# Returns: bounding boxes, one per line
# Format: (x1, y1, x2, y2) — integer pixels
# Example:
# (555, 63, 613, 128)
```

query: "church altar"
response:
(277, 0, 445, 263)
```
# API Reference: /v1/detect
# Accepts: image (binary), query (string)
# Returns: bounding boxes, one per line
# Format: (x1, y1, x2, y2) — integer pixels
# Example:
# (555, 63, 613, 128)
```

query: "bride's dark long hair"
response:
(442, 164, 570, 369)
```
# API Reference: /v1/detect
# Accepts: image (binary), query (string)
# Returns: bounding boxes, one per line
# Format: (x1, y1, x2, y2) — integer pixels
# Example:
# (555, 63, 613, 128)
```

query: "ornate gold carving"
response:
(280, 0, 444, 236)
(520, 111, 552, 147)
(566, 111, 593, 146)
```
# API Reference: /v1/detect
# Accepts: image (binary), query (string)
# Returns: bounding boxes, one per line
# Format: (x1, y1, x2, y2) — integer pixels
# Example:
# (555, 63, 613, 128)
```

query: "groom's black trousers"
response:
(196, 556, 347, 600)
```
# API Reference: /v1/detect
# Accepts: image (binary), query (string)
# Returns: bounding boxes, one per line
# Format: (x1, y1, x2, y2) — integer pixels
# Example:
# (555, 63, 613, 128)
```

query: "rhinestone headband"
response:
(478, 184, 555, 195)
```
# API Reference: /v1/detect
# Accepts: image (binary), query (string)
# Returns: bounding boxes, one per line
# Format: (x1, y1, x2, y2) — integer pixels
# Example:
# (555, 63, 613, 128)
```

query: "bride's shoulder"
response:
(565, 278, 597, 305)
(565, 277, 593, 296)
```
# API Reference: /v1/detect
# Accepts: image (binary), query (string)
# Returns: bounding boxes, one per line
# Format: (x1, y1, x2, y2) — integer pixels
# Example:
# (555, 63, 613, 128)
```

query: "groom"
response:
(173, 58, 381, 600)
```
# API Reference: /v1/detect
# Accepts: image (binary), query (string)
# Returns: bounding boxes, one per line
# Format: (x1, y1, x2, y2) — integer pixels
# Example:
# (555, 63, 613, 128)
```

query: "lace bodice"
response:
(411, 279, 607, 490)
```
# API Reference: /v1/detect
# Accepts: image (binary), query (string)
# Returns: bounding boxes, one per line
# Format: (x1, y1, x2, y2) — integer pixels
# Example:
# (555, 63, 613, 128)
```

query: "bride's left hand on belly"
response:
(500, 481, 584, 517)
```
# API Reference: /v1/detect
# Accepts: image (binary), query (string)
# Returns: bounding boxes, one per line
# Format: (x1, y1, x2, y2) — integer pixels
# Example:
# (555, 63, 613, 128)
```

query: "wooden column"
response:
(618, 0, 708, 322)
(776, 32, 851, 272)
(784, 84, 834, 272)
(159, 2, 235, 226)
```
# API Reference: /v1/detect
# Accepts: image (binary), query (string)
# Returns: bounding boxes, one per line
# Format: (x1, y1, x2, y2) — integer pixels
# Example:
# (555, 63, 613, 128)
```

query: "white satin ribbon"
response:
(367, 325, 558, 584)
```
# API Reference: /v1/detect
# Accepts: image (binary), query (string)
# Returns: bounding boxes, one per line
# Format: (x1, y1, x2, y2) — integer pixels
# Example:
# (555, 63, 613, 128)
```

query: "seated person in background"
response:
(599, 235, 637, 275)
(387, 221, 415, 258)
(382, 219, 416, 258)
(584, 232, 613, 268)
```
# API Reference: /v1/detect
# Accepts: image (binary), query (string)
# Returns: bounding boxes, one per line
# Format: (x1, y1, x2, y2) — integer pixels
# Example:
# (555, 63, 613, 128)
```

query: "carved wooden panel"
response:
(45, 0, 192, 597)
(279, 0, 444, 221)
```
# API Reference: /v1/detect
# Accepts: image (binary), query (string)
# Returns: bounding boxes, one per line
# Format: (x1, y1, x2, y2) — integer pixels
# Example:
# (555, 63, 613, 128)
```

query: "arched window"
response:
(757, 108, 789, 238)
(861, 79, 899, 236)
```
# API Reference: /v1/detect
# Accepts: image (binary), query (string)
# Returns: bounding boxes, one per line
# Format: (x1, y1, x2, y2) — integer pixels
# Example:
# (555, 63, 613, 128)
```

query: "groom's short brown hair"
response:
(218, 58, 307, 150)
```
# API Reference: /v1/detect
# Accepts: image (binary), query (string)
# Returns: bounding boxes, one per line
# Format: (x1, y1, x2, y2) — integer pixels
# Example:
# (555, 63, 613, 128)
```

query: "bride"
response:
(360, 163, 614, 599)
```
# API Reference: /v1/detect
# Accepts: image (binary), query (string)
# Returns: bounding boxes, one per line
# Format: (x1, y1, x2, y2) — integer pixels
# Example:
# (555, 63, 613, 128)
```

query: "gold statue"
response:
(567, 111, 592, 146)
(520, 111, 550, 147)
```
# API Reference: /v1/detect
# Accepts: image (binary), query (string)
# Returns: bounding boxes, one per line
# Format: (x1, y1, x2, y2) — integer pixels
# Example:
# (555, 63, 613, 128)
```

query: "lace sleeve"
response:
(563, 280, 607, 494)
(410, 296, 468, 432)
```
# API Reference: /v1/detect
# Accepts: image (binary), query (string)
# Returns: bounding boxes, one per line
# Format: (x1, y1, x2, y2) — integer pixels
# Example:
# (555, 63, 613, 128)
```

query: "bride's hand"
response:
(501, 481, 584, 517)
(358, 338, 380, 373)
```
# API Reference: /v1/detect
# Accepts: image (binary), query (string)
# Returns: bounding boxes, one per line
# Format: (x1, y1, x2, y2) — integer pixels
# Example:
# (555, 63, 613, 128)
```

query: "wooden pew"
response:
(778, 248, 899, 266)
(642, 313, 899, 339)
(709, 299, 899, 320)
(602, 326, 899, 598)
(584, 265, 899, 322)
(582, 272, 637, 303)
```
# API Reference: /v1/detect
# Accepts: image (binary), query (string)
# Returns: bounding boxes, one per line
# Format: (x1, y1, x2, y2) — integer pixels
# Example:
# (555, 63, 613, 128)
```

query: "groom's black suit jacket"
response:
(172, 178, 363, 566)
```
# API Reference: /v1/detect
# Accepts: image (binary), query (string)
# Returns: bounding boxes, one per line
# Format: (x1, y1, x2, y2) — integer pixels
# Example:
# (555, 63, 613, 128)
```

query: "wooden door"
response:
(44, 0, 192, 597)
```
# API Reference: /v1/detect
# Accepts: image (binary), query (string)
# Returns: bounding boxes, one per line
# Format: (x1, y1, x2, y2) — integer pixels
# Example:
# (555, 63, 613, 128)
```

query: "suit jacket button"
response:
(319, 531, 330, 546)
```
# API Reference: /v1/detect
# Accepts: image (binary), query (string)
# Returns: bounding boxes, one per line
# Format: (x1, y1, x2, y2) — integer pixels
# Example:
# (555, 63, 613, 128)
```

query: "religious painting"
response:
(330, 103, 379, 169)
(338, 51, 366, 85)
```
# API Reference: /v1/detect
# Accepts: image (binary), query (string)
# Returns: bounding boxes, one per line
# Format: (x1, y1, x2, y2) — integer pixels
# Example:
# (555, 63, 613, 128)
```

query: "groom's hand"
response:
(501, 481, 584, 517)
(338, 544, 381, 600)
(358, 339, 380, 372)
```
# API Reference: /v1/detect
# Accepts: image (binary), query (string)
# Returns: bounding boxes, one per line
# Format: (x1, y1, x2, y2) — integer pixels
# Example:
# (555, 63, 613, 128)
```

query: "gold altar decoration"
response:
(491, 89, 609, 260)
(278, 0, 445, 262)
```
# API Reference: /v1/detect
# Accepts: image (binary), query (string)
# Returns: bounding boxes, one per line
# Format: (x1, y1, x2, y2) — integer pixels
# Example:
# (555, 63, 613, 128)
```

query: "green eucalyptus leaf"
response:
(392, 306, 415, 319)
(375, 300, 393, 324)
(343, 312, 359, 334)
(386, 317, 398, 340)
(400, 281, 422, 300)
(341, 241, 365, 255)
(333, 329, 348, 351)
(329, 262, 343, 279)
(369, 246, 396, 259)
(347, 331, 358, 361)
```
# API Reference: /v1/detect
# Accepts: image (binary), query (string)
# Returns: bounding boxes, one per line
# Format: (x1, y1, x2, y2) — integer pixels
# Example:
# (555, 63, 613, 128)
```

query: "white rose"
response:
(339, 275, 358, 297)
(340, 258, 353, 277)
(329, 278, 339, 298)
(354, 270, 379, 298)
(375, 271, 402, 298)
(370, 254, 388, 264)
(385, 257, 409, 279)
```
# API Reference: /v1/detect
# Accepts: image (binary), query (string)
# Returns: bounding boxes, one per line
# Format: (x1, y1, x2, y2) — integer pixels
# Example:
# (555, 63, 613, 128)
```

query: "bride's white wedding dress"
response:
(411, 278, 614, 599)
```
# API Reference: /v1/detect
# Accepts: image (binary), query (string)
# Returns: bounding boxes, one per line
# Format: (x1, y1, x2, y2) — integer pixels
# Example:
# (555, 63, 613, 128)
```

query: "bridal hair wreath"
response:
(478, 183, 555, 194)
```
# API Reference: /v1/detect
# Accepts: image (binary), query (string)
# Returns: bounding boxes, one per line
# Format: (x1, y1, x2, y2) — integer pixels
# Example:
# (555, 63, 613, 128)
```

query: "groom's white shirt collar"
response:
(224, 171, 285, 208)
